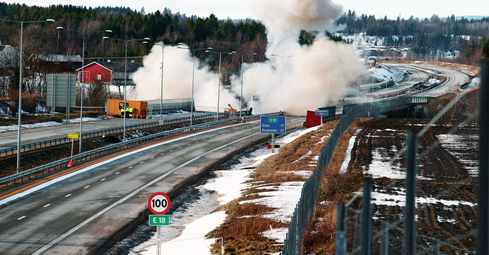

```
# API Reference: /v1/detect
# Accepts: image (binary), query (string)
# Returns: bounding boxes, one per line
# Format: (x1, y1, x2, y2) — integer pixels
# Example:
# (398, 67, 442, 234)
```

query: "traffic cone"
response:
(68, 158, 72, 167)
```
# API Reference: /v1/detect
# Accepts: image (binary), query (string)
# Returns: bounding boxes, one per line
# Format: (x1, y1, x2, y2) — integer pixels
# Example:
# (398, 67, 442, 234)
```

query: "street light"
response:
(143, 41, 165, 129)
(103, 36, 150, 141)
(270, 54, 292, 111)
(206, 50, 235, 121)
(176, 45, 213, 125)
(0, 18, 55, 173)
(56, 27, 112, 153)
(232, 52, 257, 119)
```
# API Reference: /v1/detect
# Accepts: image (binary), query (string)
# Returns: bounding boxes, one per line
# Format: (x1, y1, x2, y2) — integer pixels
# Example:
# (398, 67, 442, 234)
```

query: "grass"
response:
(206, 121, 339, 254)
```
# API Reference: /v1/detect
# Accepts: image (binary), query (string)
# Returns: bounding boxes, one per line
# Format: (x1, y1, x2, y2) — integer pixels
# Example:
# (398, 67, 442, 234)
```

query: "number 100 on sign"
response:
(148, 192, 171, 215)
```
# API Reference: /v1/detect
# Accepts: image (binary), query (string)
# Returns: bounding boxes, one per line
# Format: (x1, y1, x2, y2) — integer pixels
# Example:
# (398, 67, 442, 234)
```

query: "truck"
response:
(106, 99, 147, 119)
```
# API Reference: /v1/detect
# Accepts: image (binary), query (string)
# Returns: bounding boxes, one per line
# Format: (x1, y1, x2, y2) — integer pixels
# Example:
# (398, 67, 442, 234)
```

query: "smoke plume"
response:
(132, 0, 365, 116)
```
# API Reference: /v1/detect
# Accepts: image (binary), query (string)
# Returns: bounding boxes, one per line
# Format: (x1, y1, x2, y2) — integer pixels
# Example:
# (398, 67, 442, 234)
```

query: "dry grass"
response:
(206, 120, 340, 254)
(302, 120, 368, 254)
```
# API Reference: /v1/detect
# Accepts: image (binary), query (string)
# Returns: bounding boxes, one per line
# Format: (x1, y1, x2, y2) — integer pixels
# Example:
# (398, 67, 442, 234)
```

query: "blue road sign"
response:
(260, 116, 286, 134)
(315, 110, 329, 115)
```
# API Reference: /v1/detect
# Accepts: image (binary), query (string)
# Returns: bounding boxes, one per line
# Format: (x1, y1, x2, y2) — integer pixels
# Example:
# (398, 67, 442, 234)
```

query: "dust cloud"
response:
(132, 0, 365, 116)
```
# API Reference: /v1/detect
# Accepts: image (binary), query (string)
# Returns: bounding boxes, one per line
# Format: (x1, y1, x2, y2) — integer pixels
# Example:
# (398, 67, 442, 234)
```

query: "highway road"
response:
(0, 112, 209, 151)
(0, 116, 305, 254)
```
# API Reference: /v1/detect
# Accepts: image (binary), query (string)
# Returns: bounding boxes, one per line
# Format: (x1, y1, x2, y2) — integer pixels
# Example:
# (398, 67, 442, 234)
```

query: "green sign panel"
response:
(149, 215, 170, 226)
(268, 117, 278, 123)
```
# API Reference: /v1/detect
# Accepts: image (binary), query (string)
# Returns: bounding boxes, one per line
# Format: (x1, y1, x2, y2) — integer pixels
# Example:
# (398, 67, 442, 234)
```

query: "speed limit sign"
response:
(148, 192, 171, 215)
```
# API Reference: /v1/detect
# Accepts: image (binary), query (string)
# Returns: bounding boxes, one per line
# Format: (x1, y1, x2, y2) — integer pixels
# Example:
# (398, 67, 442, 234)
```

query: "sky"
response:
(4, 0, 489, 20)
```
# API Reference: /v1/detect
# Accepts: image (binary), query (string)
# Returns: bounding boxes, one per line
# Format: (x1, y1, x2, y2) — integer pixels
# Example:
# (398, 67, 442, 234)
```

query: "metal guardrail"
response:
(0, 114, 219, 159)
(0, 112, 281, 188)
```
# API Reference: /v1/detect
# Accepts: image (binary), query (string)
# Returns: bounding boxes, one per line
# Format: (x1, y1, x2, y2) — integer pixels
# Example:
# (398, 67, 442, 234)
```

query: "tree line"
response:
(336, 10, 489, 65)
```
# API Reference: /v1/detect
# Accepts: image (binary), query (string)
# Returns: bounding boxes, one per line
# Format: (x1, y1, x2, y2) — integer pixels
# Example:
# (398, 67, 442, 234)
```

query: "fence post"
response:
(380, 221, 389, 255)
(361, 178, 372, 255)
(405, 131, 418, 255)
(478, 62, 489, 255)
(221, 237, 225, 255)
(432, 239, 440, 255)
(336, 202, 347, 255)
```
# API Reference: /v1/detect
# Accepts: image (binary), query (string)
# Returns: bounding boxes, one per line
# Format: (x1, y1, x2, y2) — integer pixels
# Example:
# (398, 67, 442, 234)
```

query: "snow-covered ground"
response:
(343, 128, 475, 207)
(128, 126, 322, 255)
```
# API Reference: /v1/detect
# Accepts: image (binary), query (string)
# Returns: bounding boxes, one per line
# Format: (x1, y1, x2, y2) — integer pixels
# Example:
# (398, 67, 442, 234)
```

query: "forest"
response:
(1, 3, 489, 105)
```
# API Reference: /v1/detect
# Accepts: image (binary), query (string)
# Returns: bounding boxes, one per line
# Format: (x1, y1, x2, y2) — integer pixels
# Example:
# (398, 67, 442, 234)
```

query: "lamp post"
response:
(233, 53, 257, 119)
(57, 27, 112, 153)
(270, 54, 292, 111)
(103, 36, 150, 141)
(0, 18, 55, 173)
(206, 50, 235, 121)
(143, 41, 164, 129)
(177, 46, 213, 125)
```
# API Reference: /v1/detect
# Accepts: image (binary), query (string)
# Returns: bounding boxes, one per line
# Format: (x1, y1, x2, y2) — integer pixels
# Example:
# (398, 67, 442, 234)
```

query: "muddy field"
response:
(347, 118, 478, 254)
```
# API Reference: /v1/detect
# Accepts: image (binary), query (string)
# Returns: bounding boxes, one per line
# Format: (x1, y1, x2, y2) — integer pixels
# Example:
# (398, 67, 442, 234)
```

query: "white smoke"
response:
(132, 46, 239, 112)
(132, 0, 365, 116)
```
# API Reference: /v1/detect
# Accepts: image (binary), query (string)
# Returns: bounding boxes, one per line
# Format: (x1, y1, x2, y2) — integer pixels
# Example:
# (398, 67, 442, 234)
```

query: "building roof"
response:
(76, 61, 143, 73)
(37, 54, 82, 63)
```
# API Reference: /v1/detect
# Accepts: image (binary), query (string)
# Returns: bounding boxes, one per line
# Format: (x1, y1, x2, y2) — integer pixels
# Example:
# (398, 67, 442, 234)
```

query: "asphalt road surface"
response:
(0, 113, 210, 150)
(0, 116, 305, 254)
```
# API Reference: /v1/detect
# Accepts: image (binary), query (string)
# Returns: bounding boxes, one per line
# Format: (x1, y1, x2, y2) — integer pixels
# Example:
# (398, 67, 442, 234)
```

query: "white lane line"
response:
(43, 204, 50, 208)
(129, 166, 132, 169)
(179, 147, 182, 149)
(151, 157, 154, 159)
(115, 172, 120, 175)
(17, 216, 26, 220)
(161, 153, 164, 156)
(65, 194, 72, 197)
(170, 150, 173, 152)
(140, 161, 144, 164)
(195, 142, 198, 144)
(101, 178, 106, 181)
(84, 185, 90, 189)
(31, 131, 261, 255)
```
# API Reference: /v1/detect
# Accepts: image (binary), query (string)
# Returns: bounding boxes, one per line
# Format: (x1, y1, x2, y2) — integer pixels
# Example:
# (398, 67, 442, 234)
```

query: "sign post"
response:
(260, 116, 286, 153)
(67, 133, 78, 167)
(148, 192, 171, 255)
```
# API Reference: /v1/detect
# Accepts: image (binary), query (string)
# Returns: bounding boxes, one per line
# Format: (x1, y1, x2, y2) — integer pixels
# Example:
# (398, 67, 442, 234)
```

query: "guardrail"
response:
(0, 114, 219, 159)
(0, 112, 282, 188)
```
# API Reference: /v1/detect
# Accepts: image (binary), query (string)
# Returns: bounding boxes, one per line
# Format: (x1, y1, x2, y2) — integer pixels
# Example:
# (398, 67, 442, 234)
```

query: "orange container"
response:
(106, 99, 147, 119)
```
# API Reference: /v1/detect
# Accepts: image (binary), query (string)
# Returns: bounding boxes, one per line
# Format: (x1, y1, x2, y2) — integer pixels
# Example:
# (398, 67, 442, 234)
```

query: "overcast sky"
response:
(4, 0, 489, 20)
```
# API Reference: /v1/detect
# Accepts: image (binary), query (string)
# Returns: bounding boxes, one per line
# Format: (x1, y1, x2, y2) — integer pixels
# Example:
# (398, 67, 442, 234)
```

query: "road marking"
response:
(115, 172, 120, 175)
(179, 147, 182, 149)
(151, 157, 154, 159)
(65, 194, 72, 197)
(18, 216, 26, 220)
(43, 204, 50, 208)
(129, 166, 132, 169)
(101, 178, 106, 181)
(84, 185, 90, 189)
(31, 131, 262, 255)
(170, 150, 173, 152)
(140, 161, 144, 164)
(187, 144, 190, 146)
(161, 153, 164, 155)
(195, 142, 198, 144)
(0, 120, 260, 204)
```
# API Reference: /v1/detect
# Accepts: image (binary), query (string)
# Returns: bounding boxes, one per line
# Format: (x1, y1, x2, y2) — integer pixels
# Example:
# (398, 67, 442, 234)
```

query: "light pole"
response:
(103, 36, 150, 141)
(176, 45, 213, 125)
(233, 53, 257, 119)
(0, 18, 55, 173)
(57, 27, 112, 153)
(270, 54, 292, 111)
(206, 50, 235, 121)
(143, 41, 165, 129)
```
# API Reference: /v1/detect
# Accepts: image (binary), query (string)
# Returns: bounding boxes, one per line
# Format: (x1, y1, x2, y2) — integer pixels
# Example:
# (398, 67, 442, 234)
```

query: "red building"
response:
(75, 61, 143, 85)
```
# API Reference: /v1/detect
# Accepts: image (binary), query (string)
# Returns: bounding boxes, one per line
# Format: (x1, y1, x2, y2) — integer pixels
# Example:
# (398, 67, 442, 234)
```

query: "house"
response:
(0, 45, 19, 69)
(75, 61, 143, 85)
(31, 54, 82, 73)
